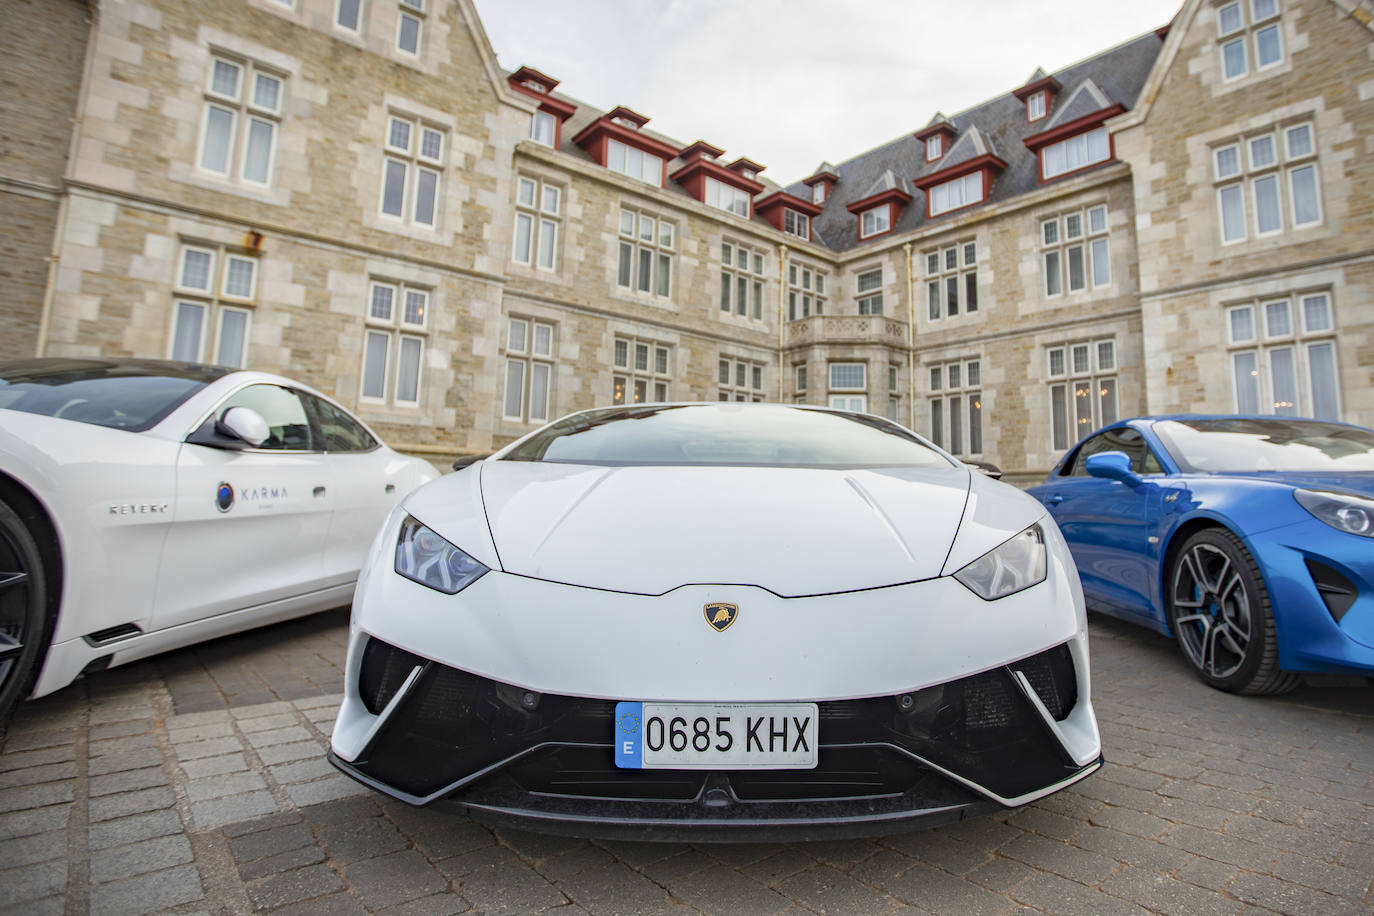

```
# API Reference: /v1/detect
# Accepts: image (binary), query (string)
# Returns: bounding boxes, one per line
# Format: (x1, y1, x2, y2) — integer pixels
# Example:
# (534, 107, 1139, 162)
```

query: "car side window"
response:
(1064, 428, 1162, 477)
(304, 394, 378, 453)
(217, 384, 315, 451)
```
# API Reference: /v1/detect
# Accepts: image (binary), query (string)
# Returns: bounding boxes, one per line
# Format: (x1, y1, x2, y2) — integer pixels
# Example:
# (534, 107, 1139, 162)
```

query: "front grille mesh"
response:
(354, 638, 1082, 803)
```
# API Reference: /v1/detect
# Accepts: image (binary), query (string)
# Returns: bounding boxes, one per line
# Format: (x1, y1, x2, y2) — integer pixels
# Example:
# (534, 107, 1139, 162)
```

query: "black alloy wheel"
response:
(1166, 528, 1299, 695)
(0, 498, 51, 732)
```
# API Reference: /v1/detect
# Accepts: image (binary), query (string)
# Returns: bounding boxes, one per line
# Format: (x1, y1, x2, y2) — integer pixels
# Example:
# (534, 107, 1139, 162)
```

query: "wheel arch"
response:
(1157, 515, 1242, 637)
(0, 471, 65, 617)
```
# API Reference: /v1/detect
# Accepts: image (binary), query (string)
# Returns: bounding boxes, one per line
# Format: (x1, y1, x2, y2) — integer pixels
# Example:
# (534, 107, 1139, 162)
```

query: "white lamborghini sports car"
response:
(0, 358, 436, 725)
(331, 404, 1102, 840)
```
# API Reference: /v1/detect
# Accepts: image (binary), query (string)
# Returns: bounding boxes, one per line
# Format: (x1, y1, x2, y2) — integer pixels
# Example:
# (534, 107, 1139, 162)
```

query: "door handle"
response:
(1046, 495, 1063, 506)
(313, 486, 327, 498)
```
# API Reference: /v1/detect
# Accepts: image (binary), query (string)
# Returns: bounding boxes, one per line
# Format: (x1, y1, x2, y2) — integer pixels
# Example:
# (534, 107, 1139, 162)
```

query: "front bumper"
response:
(330, 637, 1101, 840)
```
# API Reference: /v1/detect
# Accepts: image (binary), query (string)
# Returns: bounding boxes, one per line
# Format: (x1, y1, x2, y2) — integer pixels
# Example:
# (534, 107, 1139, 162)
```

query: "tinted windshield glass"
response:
(502, 404, 954, 468)
(0, 359, 228, 432)
(1153, 418, 1374, 472)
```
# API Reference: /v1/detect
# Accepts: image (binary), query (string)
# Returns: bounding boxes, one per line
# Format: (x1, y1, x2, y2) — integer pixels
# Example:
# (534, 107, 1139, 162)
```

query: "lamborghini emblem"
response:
(704, 602, 738, 632)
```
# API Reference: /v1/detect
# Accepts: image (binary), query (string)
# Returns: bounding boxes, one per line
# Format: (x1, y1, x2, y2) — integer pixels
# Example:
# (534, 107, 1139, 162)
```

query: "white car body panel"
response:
(480, 463, 973, 595)
(0, 366, 437, 699)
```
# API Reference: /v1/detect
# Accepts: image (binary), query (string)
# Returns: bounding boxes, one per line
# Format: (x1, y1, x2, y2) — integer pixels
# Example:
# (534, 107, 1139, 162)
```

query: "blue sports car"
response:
(1028, 416, 1374, 694)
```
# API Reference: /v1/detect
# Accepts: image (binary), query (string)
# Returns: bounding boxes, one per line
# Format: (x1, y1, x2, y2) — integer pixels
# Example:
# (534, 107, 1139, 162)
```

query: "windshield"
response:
(1153, 418, 1374, 473)
(502, 404, 955, 468)
(0, 359, 229, 432)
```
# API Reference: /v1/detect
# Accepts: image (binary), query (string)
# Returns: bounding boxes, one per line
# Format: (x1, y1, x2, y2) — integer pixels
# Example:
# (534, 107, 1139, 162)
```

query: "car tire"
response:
(0, 498, 53, 734)
(1166, 528, 1300, 695)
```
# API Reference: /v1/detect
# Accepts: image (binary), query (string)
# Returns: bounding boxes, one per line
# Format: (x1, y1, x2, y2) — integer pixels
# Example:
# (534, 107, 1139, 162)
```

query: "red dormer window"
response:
(811, 184, 826, 204)
(803, 164, 838, 206)
(508, 66, 577, 149)
(1022, 93, 1126, 183)
(755, 191, 821, 241)
(912, 152, 1007, 219)
(671, 150, 764, 218)
(914, 118, 957, 164)
(845, 186, 911, 242)
(572, 106, 679, 188)
(1013, 71, 1062, 125)
(925, 135, 943, 161)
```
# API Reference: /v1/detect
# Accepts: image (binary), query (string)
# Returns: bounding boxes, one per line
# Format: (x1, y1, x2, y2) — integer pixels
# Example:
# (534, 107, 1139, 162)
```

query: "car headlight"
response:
(953, 523, 1047, 600)
(1294, 489, 1374, 538)
(394, 515, 489, 594)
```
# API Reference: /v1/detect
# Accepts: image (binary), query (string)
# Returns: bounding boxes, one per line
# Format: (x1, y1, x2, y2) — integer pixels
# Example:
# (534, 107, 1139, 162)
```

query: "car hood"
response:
(1203, 471, 1374, 498)
(477, 462, 975, 597)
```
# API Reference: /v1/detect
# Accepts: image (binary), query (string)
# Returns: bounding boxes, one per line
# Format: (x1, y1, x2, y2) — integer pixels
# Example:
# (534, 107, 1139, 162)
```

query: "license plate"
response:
(613, 702, 818, 769)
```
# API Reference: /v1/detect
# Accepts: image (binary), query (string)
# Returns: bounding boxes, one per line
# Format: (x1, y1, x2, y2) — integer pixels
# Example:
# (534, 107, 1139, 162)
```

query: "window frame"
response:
(719, 241, 766, 320)
(359, 278, 429, 407)
(611, 335, 673, 405)
(169, 243, 259, 368)
(503, 316, 556, 423)
(924, 241, 977, 319)
(616, 207, 676, 299)
(927, 357, 982, 455)
(1046, 338, 1118, 451)
(378, 114, 445, 229)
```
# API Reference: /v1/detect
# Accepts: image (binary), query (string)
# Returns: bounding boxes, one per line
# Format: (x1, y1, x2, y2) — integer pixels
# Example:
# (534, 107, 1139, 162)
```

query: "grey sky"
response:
(472, 0, 1184, 186)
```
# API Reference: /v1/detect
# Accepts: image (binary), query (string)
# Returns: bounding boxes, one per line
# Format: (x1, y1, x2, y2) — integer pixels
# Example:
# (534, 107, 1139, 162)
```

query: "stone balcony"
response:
(784, 314, 909, 348)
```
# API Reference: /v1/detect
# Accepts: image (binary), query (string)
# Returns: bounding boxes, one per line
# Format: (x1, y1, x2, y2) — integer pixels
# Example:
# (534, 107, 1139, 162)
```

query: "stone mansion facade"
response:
(3, 0, 1372, 479)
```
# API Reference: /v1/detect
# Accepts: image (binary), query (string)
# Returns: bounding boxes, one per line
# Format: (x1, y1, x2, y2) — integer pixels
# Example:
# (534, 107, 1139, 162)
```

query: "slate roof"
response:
(509, 26, 1163, 253)
(783, 29, 1165, 252)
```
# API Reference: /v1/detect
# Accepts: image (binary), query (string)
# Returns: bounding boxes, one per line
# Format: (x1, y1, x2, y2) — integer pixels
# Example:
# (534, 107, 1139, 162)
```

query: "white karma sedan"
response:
(0, 358, 436, 726)
(330, 403, 1102, 840)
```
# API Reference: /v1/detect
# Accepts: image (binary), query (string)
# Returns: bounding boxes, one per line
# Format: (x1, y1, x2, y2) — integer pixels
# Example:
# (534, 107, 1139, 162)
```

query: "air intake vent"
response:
(1305, 559, 1357, 623)
(83, 623, 142, 647)
(359, 638, 426, 715)
(1011, 644, 1077, 721)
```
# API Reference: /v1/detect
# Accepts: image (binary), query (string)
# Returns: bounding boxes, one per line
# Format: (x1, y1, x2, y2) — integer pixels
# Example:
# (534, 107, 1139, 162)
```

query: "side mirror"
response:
(1085, 451, 1142, 488)
(965, 459, 1003, 480)
(219, 407, 270, 448)
(452, 454, 490, 471)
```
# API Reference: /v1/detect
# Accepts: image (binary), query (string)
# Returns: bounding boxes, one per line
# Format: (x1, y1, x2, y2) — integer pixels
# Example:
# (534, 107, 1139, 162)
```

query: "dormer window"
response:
(812, 184, 825, 205)
(741, 169, 755, 181)
(860, 206, 890, 239)
(929, 172, 983, 217)
(608, 138, 663, 185)
(705, 177, 751, 217)
(1041, 127, 1110, 180)
(925, 135, 943, 161)
(613, 116, 639, 129)
(1027, 91, 1046, 121)
(784, 209, 810, 240)
(530, 110, 556, 146)
(523, 79, 547, 94)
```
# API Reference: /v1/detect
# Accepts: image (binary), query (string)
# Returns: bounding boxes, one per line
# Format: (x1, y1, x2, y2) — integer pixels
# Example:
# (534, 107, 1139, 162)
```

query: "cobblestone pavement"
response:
(1, 609, 1370, 915)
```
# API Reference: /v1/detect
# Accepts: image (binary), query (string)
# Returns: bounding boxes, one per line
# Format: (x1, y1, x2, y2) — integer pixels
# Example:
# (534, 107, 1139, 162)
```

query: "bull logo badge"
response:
(704, 602, 738, 632)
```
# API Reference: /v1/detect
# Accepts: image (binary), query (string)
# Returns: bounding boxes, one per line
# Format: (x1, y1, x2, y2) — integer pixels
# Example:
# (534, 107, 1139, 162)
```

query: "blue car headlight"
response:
(1294, 489, 1374, 538)
(953, 523, 1047, 600)
(394, 515, 489, 594)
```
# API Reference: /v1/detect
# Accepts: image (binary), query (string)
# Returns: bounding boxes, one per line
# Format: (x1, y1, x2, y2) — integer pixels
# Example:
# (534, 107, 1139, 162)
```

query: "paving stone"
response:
(89, 786, 175, 822)
(229, 822, 317, 863)
(1000, 832, 1119, 885)
(220, 810, 304, 838)
(89, 809, 186, 851)
(294, 694, 344, 711)
(231, 701, 295, 720)
(89, 719, 155, 741)
(775, 864, 895, 915)
(1089, 805, 1172, 839)
(88, 766, 168, 797)
(1009, 871, 1149, 916)
(535, 844, 614, 882)
(881, 862, 1016, 916)
(1071, 825, 1193, 872)
(269, 756, 336, 785)
(446, 852, 569, 915)
(1270, 851, 1373, 900)
(965, 855, 1037, 893)
(347, 850, 449, 909)
(0, 860, 67, 904)
(257, 740, 325, 766)
(271, 894, 368, 916)
(1160, 824, 1283, 871)
(0, 829, 67, 868)
(1174, 855, 1240, 892)
(247, 863, 346, 910)
(0, 760, 76, 789)
(163, 710, 232, 731)
(381, 804, 495, 860)
(238, 713, 298, 734)
(178, 752, 250, 780)
(89, 864, 205, 916)
(90, 834, 194, 884)
(238, 843, 329, 882)
(191, 790, 280, 830)
(185, 771, 268, 802)
(165, 722, 236, 744)
(320, 816, 409, 865)
(1101, 865, 1241, 916)
(88, 748, 163, 776)
(375, 894, 470, 915)
(0, 727, 75, 753)
(301, 796, 384, 828)
(0, 745, 75, 773)
(172, 736, 245, 761)
(740, 848, 817, 884)
(283, 773, 368, 807)
(0, 781, 74, 814)
(1227, 870, 1364, 916)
